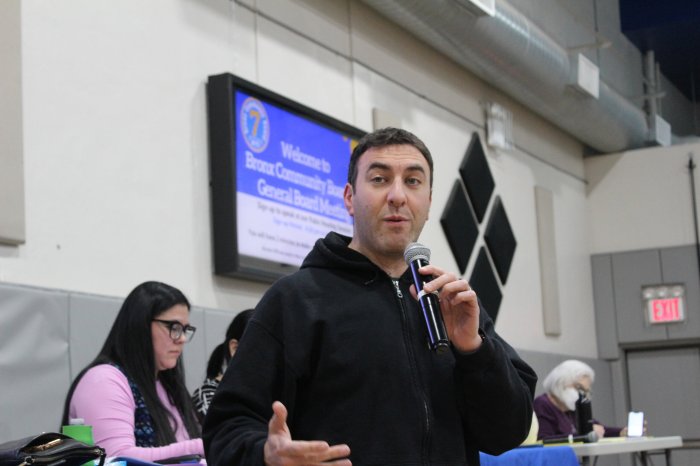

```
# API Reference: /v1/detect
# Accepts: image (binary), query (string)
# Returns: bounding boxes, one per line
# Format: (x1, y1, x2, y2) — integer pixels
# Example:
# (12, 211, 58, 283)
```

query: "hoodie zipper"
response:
(392, 279, 403, 298)
(392, 278, 431, 465)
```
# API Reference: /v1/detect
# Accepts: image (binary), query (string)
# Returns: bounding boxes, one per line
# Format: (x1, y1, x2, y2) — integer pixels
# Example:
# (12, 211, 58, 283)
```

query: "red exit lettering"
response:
(649, 297, 683, 323)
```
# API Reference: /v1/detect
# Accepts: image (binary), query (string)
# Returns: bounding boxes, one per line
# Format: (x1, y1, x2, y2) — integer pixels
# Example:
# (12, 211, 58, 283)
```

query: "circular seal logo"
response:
(240, 97, 270, 153)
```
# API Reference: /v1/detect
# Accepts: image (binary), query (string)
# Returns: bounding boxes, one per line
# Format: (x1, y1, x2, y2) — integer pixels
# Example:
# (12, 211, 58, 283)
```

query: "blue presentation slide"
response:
(235, 90, 355, 267)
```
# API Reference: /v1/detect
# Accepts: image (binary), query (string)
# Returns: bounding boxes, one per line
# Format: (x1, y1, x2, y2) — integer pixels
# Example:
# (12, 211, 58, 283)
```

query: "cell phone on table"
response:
(627, 411, 644, 437)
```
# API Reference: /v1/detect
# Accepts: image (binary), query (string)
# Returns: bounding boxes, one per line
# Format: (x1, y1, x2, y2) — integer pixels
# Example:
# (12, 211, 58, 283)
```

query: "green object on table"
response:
(62, 424, 94, 445)
(62, 420, 97, 466)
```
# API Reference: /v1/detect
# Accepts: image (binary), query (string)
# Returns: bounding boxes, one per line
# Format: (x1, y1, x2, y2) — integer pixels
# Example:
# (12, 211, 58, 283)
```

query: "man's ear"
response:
(427, 189, 432, 221)
(343, 183, 354, 217)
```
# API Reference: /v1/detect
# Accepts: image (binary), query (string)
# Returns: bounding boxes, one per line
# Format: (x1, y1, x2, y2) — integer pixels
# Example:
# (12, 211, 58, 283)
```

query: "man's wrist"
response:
(454, 329, 485, 353)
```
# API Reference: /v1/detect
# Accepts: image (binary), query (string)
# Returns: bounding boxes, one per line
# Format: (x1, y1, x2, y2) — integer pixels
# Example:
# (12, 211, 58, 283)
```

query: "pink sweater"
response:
(69, 364, 204, 461)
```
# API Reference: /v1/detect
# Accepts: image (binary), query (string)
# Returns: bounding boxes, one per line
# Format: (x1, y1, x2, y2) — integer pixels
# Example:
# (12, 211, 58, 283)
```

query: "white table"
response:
(564, 436, 683, 466)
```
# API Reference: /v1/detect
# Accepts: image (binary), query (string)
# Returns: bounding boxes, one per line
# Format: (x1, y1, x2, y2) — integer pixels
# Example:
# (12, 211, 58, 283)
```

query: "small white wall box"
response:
(485, 102, 514, 150)
(570, 53, 600, 99)
(642, 284, 685, 325)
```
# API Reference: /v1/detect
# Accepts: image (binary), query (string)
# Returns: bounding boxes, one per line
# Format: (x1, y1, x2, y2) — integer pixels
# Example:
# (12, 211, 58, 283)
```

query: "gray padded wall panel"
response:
(0, 283, 70, 440)
(609, 360, 632, 466)
(68, 293, 121, 379)
(661, 245, 700, 340)
(519, 349, 574, 396)
(186, 309, 242, 391)
(627, 348, 700, 465)
(612, 250, 666, 343)
(591, 254, 619, 359)
(627, 348, 700, 438)
(609, 359, 628, 426)
(203, 309, 241, 357)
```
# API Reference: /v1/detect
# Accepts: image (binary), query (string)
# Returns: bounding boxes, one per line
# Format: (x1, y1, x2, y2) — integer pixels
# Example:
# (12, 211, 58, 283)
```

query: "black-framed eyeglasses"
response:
(574, 383, 592, 398)
(153, 319, 196, 342)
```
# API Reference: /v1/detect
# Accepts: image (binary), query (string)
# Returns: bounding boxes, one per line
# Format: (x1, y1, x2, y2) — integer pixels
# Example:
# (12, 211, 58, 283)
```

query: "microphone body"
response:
(542, 431, 599, 444)
(576, 393, 594, 434)
(404, 243, 450, 352)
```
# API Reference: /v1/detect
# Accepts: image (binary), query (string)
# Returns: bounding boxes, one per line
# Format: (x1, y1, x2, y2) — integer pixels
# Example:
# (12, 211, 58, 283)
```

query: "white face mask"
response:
(561, 387, 579, 411)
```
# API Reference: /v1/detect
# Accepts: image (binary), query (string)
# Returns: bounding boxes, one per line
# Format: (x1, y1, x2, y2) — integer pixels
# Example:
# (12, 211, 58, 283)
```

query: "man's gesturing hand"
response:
(264, 401, 352, 466)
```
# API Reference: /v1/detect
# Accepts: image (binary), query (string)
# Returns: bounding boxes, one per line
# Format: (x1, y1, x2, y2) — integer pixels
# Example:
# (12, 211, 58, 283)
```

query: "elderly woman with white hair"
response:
(534, 359, 624, 440)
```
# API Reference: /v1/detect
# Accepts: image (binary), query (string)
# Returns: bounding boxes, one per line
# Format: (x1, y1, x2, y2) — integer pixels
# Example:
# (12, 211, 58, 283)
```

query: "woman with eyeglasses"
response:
(61, 281, 204, 462)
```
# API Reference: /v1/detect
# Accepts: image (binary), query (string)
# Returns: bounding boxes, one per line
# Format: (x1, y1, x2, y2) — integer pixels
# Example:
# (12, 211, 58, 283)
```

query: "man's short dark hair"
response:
(347, 127, 434, 189)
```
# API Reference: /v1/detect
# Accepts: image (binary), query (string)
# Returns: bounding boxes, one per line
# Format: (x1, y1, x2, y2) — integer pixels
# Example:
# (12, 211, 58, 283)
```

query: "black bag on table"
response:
(0, 432, 105, 466)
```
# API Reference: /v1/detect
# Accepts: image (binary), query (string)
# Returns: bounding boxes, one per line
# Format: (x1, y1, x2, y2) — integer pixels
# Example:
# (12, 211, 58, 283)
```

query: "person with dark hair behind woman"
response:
(61, 281, 204, 462)
(192, 309, 253, 422)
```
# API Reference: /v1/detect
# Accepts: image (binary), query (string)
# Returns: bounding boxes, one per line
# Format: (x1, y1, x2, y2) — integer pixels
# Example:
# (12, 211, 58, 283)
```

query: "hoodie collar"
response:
(302, 232, 413, 286)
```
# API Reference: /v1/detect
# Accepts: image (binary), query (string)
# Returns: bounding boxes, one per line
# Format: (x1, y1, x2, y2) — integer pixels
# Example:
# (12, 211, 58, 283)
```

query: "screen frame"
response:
(207, 73, 365, 282)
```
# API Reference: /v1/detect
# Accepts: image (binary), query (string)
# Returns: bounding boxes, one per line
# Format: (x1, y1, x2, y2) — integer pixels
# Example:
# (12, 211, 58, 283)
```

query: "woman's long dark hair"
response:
(61, 281, 201, 444)
(205, 309, 254, 379)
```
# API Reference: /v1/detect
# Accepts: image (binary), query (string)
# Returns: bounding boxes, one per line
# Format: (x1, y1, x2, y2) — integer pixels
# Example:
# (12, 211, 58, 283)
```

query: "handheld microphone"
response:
(576, 392, 594, 435)
(542, 431, 599, 444)
(403, 242, 449, 352)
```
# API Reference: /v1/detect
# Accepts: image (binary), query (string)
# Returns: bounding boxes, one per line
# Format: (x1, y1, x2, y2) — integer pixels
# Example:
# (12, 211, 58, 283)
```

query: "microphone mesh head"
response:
(404, 242, 431, 264)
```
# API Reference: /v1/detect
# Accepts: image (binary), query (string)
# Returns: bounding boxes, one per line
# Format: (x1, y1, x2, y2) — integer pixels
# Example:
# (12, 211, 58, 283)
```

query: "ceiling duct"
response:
(360, 0, 650, 154)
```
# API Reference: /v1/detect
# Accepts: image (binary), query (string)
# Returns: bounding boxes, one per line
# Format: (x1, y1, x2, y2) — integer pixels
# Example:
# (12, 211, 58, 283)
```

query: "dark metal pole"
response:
(688, 154, 700, 281)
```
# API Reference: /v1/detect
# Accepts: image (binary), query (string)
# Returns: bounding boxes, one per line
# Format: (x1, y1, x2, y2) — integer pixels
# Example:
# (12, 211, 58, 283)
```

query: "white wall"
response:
(586, 141, 700, 254)
(0, 0, 600, 357)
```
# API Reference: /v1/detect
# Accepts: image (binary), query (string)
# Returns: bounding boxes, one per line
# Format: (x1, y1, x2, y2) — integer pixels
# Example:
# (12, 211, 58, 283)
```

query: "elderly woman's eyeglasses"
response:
(574, 383, 592, 398)
(153, 319, 196, 342)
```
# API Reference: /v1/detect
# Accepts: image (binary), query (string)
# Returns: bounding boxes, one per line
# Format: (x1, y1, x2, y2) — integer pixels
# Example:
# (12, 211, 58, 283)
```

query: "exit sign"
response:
(642, 285, 686, 325)
(648, 297, 684, 324)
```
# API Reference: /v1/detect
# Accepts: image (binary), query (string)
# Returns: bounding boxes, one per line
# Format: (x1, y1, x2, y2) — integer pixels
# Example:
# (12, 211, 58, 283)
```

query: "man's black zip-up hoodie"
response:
(204, 232, 537, 466)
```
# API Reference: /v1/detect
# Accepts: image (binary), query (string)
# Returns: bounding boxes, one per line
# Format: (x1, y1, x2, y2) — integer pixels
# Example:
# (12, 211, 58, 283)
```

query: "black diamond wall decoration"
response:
(469, 247, 502, 322)
(483, 196, 517, 284)
(459, 133, 494, 223)
(440, 180, 479, 275)
(440, 133, 518, 324)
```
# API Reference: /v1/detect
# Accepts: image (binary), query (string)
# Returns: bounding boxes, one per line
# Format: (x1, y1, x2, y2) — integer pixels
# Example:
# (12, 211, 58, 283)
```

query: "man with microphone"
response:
(203, 127, 537, 466)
